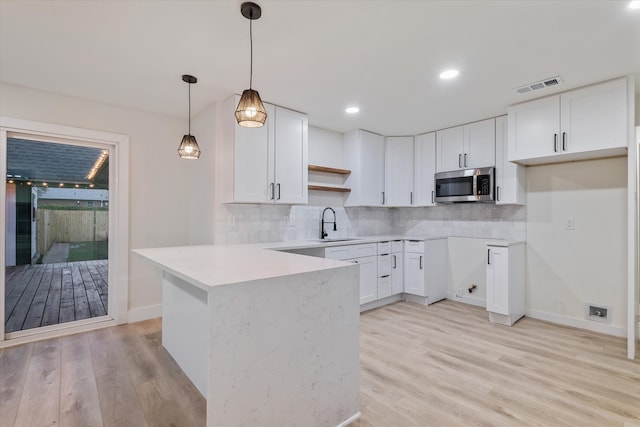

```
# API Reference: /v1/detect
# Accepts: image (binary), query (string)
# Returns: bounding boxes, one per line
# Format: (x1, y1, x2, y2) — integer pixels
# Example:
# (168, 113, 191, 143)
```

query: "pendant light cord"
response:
(249, 18, 253, 90)
(188, 82, 192, 134)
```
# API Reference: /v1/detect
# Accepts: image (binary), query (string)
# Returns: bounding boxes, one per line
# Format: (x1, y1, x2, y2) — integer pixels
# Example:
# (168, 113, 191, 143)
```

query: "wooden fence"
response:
(36, 209, 108, 254)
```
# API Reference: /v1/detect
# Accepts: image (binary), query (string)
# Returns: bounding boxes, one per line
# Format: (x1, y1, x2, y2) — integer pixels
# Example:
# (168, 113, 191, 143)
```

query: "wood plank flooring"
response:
(4, 260, 108, 333)
(1, 300, 638, 426)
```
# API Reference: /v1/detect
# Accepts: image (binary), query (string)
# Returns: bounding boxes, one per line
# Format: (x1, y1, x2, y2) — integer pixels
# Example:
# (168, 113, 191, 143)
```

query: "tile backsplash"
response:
(213, 202, 525, 244)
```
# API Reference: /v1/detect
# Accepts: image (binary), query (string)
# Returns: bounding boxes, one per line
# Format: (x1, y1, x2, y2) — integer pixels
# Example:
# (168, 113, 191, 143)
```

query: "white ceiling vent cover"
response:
(515, 76, 564, 95)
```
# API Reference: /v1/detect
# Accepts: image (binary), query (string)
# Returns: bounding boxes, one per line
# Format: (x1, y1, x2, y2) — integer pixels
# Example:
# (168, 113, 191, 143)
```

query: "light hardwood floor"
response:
(1, 300, 638, 426)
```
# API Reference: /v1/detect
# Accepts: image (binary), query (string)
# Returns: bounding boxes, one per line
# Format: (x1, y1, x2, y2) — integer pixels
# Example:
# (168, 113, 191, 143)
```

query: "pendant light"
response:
(235, 2, 267, 128)
(178, 74, 201, 159)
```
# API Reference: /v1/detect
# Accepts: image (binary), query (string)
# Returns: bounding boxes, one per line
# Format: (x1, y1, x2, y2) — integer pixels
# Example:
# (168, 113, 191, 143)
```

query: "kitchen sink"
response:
(309, 238, 361, 243)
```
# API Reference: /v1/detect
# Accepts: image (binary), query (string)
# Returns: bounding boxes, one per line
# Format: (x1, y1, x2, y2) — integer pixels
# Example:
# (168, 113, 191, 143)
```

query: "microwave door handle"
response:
(464, 153, 468, 167)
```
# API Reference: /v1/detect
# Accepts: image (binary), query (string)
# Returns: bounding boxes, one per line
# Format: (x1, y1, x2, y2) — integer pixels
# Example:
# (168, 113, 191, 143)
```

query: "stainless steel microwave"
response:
(434, 167, 495, 203)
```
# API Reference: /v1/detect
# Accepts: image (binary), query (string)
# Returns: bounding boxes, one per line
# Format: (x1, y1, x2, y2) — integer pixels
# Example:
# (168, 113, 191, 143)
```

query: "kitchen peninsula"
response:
(133, 244, 361, 427)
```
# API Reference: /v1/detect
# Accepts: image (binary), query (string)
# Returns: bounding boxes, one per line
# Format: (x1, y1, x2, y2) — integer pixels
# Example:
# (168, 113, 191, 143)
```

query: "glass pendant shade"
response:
(178, 134, 201, 159)
(235, 89, 267, 128)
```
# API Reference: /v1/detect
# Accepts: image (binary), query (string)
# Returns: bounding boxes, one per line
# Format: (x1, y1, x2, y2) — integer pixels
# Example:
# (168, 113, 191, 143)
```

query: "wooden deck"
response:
(5, 260, 108, 333)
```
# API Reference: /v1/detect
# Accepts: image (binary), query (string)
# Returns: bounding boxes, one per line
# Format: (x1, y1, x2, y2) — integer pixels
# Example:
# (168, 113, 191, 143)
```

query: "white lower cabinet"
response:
(377, 244, 392, 299)
(325, 243, 378, 304)
(404, 241, 425, 296)
(424, 239, 448, 304)
(404, 239, 447, 304)
(391, 240, 404, 295)
(486, 242, 525, 326)
(356, 256, 378, 304)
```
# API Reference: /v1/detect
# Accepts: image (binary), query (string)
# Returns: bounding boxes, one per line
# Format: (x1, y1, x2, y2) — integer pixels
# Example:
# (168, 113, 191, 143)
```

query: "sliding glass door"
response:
(3, 135, 112, 337)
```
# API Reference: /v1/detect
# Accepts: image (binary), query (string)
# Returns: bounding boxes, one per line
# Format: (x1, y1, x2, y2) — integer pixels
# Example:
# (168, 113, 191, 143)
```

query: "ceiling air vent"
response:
(515, 76, 563, 95)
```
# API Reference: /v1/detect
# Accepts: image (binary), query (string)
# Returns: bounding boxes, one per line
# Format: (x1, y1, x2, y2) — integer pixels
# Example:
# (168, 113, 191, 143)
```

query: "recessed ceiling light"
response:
(345, 107, 360, 114)
(629, 1, 640, 9)
(439, 69, 460, 80)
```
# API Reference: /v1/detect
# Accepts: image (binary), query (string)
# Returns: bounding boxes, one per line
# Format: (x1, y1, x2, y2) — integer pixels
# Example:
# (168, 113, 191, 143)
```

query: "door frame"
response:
(0, 116, 129, 347)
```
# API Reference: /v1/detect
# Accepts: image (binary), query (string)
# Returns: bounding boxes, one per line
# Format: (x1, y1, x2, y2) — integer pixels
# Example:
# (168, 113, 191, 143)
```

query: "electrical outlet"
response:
(564, 217, 575, 230)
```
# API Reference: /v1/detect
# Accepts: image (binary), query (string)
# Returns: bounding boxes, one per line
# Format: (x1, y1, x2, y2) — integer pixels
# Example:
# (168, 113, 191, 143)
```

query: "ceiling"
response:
(1, 0, 639, 136)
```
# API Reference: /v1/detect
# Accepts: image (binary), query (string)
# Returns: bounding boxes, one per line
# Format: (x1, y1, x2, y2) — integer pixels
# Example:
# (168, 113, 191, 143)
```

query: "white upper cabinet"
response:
(273, 106, 309, 204)
(436, 118, 496, 172)
(222, 95, 308, 204)
(495, 116, 525, 205)
(508, 77, 628, 165)
(344, 130, 385, 206)
(385, 136, 414, 207)
(436, 126, 464, 172)
(413, 132, 436, 207)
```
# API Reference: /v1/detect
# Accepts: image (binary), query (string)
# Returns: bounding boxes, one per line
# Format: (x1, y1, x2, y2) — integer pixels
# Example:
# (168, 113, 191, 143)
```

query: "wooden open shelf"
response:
(308, 185, 351, 193)
(308, 164, 351, 175)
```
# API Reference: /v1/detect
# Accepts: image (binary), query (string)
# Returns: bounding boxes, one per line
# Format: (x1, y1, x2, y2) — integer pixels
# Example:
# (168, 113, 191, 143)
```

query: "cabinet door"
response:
(414, 132, 436, 206)
(424, 239, 447, 303)
(464, 118, 495, 168)
(508, 95, 560, 162)
(391, 252, 404, 295)
(404, 252, 425, 297)
(377, 275, 392, 299)
(357, 256, 378, 304)
(273, 106, 308, 204)
(360, 131, 386, 206)
(227, 100, 275, 203)
(436, 126, 464, 172)
(385, 136, 414, 206)
(486, 246, 509, 315)
(495, 116, 525, 205)
(560, 77, 627, 154)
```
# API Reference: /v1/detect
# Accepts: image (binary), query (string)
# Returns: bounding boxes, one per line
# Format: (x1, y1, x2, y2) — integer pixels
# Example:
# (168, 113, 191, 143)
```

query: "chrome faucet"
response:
(320, 207, 337, 239)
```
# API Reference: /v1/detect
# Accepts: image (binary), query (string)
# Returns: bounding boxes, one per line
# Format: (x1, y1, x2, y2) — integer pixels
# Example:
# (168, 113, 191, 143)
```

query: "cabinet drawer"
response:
(377, 241, 391, 255)
(391, 240, 404, 252)
(352, 243, 377, 258)
(377, 275, 392, 299)
(377, 253, 391, 276)
(404, 240, 424, 253)
(324, 246, 353, 260)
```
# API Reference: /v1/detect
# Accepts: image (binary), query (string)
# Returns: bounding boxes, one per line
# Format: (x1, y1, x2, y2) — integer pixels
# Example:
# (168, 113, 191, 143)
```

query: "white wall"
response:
(0, 83, 191, 317)
(526, 157, 627, 334)
(188, 101, 217, 245)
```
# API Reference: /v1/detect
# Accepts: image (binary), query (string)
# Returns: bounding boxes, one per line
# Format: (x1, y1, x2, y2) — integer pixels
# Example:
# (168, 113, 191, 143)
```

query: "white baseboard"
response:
(446, 292, 485, 308)
(337, 411, 361, 427)
(360, 295, 402, 312)
(128, 304, 162, 323)
(526, 309, 626, 337)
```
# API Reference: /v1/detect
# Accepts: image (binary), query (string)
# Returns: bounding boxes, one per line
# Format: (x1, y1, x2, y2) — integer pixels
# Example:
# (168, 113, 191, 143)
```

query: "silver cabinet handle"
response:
(410, 192, 413, 205)
(487, 249, 491, 265)
(352, 260, 359, 264)
(458, 154, 462, 168)
(392, 254, 397, 269)
(381, 275, 390, 278)
(553, 133, 558, 152)
(562, 132, 567, 151)
(431, 190, 435, 204)
(381, 191, 385, 205)
(496, 186, 500, 202)
(270, 183, 275, 200)
(277, 183, 281, 200)
(464, 153, 468, 167)
(419, 255, 423, 270)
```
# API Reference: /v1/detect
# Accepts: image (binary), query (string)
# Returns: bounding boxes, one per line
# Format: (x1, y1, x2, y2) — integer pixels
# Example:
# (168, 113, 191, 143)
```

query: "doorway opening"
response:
(4, 136, 111, 334)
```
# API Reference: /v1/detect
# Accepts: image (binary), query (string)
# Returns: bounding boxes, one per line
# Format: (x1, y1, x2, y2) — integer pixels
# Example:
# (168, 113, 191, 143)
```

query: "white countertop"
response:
(134, 235, 521, 292)
(133, 244, 354, 291)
